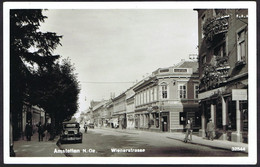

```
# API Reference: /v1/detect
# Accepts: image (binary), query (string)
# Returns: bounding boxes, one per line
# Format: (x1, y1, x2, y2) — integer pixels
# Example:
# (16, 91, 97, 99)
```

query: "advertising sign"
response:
(232, 89, 248, 101)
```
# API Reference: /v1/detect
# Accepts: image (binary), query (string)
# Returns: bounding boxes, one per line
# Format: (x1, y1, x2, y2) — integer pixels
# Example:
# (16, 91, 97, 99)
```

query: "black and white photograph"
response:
(3, 1, 257, 165)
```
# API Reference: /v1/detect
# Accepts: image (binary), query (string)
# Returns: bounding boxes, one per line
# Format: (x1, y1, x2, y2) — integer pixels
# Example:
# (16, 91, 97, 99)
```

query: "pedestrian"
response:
(36, 121, 44, 142)
(25, 121, 33, 141)
(184, 120, 191, 143)
(190, 118, 193, 141)
(45, 123, 51, 141)
(206, 118, 215, 140)
(84, 122, 88, 133)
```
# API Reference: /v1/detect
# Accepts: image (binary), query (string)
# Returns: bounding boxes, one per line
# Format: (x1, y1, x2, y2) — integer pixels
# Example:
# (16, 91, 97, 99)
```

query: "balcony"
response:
(235, 56, 246, 68)
(203, 15, 230, 42)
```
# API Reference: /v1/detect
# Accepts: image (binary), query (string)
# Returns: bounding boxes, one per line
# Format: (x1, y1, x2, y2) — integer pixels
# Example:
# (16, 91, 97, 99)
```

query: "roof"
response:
(173, 60, 198, 73)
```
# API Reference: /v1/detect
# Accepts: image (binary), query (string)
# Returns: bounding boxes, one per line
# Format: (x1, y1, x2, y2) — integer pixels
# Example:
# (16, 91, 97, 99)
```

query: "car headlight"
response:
(64, 131, 68, 135)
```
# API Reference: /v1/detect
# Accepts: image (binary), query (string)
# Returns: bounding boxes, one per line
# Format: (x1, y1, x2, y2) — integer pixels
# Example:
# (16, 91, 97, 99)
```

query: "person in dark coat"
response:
(190, 118, 193, 141)
(25, 121, 33, 141)
(184, 120, 191, 143)
(45, 123, 51, 141)
(206, 118, 215, 140)
(36, 122, 44, 142)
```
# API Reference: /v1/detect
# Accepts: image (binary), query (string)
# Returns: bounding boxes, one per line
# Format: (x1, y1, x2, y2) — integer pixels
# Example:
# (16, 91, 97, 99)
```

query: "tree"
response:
(10, 9, 62, 140)
(28, 58, 80, 136)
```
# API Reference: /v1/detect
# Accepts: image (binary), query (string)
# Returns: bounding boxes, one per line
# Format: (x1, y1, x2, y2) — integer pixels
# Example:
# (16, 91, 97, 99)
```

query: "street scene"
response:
(5, 1, 256, 165)
(14, 127, 248, 157)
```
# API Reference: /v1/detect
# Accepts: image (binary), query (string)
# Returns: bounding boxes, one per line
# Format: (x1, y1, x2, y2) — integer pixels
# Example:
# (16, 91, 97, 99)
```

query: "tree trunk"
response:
(50, 112, 55, 140)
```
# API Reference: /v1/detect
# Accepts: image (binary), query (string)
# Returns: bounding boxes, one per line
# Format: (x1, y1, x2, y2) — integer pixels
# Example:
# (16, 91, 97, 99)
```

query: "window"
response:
(214, 43, 226, 58)
(160, 69, 169, 73)
(154, 87, 157, 101)
(144, 91, 147, 104)
(161, 83, 168, 99)
(137, 94, 140, 106)
(179, 84, 187, 99)
(202, 55, 207, 64)
(147, 90, 150, 103)
(174, 69, 188, 73)
(138, 94, 141, 105)
(237, 29, 246, 62)
(201, 14, 206, 39)
(194, 84, 199, 99)
(140, 92, 143, 105)
(150, 89, 154, 102)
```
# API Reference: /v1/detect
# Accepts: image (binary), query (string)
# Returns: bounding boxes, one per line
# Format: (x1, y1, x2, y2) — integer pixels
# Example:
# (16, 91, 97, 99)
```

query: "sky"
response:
(39, 9, 198, 117)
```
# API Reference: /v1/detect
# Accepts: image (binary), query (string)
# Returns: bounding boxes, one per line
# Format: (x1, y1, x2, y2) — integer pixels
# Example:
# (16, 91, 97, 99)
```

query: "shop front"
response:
(126, 113, 135, 129)
(199, 87, 248, 143)
(160, 112, 169, 132)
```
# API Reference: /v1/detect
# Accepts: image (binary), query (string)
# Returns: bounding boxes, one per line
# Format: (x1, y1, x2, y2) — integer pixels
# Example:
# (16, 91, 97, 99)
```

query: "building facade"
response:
(134, 60, 200, 132)
(125, 87, 136, 129)
(112, 93, 127, 129)
(91, 100, 108, 127)
(195, 9, 248, 143)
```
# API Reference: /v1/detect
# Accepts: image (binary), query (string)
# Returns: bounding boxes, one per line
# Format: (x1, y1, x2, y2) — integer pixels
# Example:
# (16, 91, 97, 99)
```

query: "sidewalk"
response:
(13, 132, 65, 157)
(165, 132, 248, 153)
(100, 127, 248, 154)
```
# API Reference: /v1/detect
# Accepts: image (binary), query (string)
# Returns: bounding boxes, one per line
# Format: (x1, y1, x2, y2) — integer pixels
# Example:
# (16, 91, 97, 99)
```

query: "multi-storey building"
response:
(125, 86, 137, 129)
(133, 60, 199, 132)
(112, 93, 126, 129)
(91, 100, 108, 127)
(195, 9, 248, 143)
(105, 100, 114, 127)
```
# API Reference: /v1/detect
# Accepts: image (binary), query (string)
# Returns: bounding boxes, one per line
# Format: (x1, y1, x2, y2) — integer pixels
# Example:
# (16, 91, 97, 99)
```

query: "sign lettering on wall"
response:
(232, 89, 248, 101)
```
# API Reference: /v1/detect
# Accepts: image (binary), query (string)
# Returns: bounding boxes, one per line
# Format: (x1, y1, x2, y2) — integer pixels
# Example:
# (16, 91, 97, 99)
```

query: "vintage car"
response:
(88, 123, 95, 129)
(60, 122, 82, 144)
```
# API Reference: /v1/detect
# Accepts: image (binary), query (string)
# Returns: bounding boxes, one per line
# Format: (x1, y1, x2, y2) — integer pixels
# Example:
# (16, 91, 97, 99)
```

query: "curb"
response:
(56, 137, 73, 157)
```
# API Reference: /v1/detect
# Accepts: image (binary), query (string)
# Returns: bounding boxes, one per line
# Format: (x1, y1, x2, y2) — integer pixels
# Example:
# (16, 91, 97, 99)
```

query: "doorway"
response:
(161, 112, 169, 132)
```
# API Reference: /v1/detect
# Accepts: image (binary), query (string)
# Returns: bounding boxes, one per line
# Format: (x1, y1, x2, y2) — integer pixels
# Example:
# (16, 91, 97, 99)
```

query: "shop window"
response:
(241, 101, 248, 132)
(180, 112, 186, 125)
(228, 100, 237, 130)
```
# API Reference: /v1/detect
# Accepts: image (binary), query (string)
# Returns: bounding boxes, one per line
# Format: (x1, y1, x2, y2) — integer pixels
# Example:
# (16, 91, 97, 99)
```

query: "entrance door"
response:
(162, 116, 168, 132)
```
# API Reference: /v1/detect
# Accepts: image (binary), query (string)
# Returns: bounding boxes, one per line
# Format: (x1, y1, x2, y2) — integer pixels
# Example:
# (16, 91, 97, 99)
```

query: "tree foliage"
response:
(10, 9, 62, 108)
(10, 10, 80, 136)
(28, 58, 80, 126)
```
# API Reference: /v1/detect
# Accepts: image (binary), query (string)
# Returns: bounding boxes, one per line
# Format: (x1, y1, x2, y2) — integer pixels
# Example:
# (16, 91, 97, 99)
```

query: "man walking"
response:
(184, 119, 191, 143)
(206, 118, 215, 140)
(189, 118, 193, 141)
(25, 121, 33, 141)
(37, 121, 44, 142)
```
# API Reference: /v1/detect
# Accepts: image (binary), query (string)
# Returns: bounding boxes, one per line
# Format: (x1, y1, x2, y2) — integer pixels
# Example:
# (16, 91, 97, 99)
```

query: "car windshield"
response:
(64, 123, 79, 128)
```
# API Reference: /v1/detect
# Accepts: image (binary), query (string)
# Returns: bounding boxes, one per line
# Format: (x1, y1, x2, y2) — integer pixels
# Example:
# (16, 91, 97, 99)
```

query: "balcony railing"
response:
(203, 15, 230, 42)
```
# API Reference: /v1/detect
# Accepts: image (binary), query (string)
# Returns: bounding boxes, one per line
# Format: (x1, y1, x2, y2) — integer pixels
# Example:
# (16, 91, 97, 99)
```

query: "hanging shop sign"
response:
(232, 89, 248, 101)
